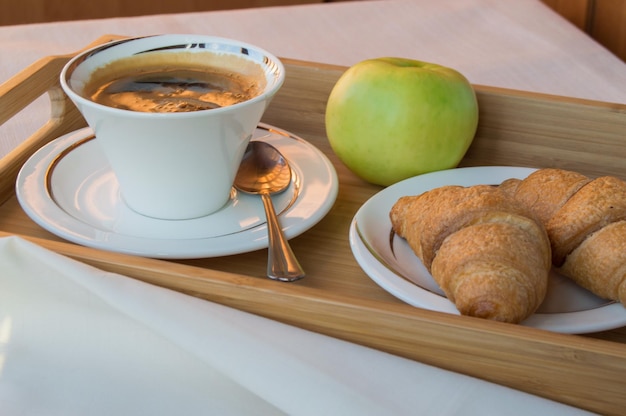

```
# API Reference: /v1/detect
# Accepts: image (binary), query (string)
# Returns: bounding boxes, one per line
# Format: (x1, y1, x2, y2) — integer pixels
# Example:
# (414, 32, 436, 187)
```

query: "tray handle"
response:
(0, 35, 125, 205)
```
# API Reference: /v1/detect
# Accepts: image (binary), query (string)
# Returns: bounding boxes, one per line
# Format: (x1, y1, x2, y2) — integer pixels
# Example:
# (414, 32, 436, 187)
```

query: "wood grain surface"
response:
(1, 36, 626, 415)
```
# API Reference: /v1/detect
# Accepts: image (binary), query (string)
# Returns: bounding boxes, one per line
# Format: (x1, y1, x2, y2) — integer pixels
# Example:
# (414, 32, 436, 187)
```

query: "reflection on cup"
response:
(61, 34, 285, 220)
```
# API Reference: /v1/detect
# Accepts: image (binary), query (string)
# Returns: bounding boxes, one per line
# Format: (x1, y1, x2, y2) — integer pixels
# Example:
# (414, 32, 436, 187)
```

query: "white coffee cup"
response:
(60, 34, 285, 220)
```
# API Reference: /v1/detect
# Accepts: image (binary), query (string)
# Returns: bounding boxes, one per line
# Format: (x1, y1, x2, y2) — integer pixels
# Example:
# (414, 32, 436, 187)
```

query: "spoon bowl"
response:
(234, 140, 305, 281)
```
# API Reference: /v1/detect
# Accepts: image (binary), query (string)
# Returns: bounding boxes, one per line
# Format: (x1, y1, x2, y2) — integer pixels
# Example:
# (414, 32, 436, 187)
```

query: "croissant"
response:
(506, 168, 626, 305)
(390, 185, 551, 323)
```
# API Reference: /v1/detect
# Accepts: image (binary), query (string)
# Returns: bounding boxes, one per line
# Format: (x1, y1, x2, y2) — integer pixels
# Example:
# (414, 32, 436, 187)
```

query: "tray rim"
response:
(1, 35, 626, 415)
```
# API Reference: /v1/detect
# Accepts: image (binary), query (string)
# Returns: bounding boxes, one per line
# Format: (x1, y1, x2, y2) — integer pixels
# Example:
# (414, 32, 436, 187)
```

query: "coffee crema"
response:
(81, 52, 265, 113)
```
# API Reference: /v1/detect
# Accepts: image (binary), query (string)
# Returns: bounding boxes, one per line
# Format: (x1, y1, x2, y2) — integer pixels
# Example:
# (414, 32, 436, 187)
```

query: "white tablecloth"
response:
(0, 0, 622, 413)
(1, 0, 625, 158)
(0, 236, 592, 415)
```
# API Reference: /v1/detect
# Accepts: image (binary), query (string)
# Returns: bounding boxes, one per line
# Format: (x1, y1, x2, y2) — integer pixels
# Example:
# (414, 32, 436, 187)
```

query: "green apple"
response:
(325, 57, 478, 186)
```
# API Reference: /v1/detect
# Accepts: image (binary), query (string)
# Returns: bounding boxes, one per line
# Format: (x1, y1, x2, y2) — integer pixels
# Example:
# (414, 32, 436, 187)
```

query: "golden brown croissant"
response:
(505, 168, 626, 305)
(390, 185, 551, 323)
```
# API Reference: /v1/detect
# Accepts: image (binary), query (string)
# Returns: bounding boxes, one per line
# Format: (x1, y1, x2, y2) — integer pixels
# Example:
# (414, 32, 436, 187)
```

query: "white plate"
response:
(349, 166, 626, 334)
(17, 124, 338, 259)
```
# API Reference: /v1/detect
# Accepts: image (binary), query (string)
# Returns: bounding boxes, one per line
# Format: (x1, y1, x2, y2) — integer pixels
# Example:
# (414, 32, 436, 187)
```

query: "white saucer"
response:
(17, 124, 338, 259)
(349, 166, 626, 334)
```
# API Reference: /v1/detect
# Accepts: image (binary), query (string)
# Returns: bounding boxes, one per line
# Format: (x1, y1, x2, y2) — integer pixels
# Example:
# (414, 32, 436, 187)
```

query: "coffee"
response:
(81, 52, 265, 113)
(61, 35, 285, 219)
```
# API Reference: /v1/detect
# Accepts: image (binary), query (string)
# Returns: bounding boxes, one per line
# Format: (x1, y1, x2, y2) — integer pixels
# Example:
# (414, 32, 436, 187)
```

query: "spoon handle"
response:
(261, 192, 305, 282)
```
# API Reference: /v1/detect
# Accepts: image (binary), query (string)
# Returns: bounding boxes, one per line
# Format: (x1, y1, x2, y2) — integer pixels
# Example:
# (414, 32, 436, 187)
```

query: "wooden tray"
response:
(1, 36, 625, 415)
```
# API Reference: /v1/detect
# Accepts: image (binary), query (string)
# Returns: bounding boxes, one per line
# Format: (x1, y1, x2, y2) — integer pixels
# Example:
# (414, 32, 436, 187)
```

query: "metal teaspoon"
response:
(234, 140, 305, 282)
